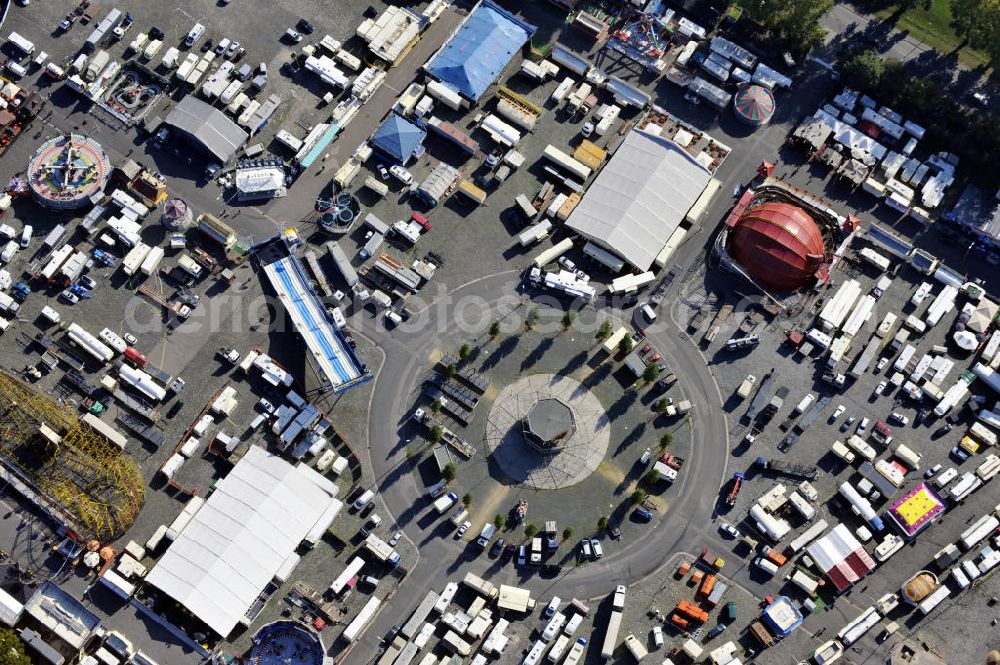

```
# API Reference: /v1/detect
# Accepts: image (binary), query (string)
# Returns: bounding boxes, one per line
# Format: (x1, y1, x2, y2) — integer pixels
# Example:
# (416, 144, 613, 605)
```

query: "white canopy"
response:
(146, 446, 342, 636)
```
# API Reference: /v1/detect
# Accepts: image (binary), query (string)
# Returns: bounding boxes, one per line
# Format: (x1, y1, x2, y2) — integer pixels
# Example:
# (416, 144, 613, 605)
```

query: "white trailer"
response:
(160, 46, 180, 69)
(818, 279, 862, 332)
(343, 597, 380, 643)
(532, 238, 574, 268)
(140, 246, 164, 276)
(519, 220, 552, 247)
(924, 285, 958, 327)
(67, 323, 114, 363)
(330, 556, 366, 594)
(122, 243, 152, 277)
(601, 611, 622, 660)
(837, 607, 881, 646)
(175, 54, 198, 81)
(40, 245, 75, 282)
(550, 77, 574, 104)
(542, 145, 591, 181)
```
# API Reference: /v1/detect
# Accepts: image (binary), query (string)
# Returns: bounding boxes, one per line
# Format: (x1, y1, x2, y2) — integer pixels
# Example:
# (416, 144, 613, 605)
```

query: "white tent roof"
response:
(145, 446, 341, 636)
(235, 167, 285, 194)
(565, 129, 712, 271)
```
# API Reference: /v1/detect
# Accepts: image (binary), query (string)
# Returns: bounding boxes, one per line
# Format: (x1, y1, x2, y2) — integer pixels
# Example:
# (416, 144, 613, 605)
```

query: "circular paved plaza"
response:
(484, 374, 609, 490)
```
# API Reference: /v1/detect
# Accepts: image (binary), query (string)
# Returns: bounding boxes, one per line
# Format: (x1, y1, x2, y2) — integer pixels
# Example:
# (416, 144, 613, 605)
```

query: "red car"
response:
(411, 211, 431, 232)
(648, 352, 662, 363)
(640, 343, 652, 355)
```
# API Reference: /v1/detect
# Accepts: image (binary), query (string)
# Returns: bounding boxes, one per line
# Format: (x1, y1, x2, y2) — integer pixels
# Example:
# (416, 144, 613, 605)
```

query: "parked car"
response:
(123, 332, 137, 346)
(857, 417, 870, 436)
(590, 539, 603, 558)
(889, 412, 909, 426)
(839, 416, 856, 433)
(456, 520, 471, 537)
(388, 531, 402, 546)
(558, 256, 576, 272)
(297, 18, 315, 34)
(377, 163, 389, 180)
(226, 41, 240, 59)
(924, 463, 942, 479)
(149, 26, 165, 40)
(874, 381, 887, 396)
(951, 446, 970, 461)
(78, 275, 97, 290)
(59, 289, 80, 304)
(932, 424, 953, 439)
(490, 538, 505, 558)
(718, 521, 740, 538)
(201, 39, 213, 53)
(830, 404, 846, 422)
(633, 507, 654, 523)
(875, 357, 888, 373)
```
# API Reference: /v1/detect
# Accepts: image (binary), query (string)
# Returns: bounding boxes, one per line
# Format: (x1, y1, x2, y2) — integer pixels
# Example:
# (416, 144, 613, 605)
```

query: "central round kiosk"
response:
(522, 398, 576, 453)
(485, 374, 609, 490)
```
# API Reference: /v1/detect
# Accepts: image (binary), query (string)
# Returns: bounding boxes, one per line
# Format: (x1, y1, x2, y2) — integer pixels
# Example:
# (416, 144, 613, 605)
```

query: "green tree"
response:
(488, 320, 501, 341)
(660, 433, 674, 449)
(459, 343, 471, 361)
(597, 516, 609, 530)
(0, 628, 30, 665)
(561, 311, 576, 332)
(430, 399, 442, 415)
(617, 335, 634, 356)
(841, 49, 885, 91)
(462, 492, 473, 506)
(743, 0, 833, 54)
(643, 469, 661, 485)
(631, 488, 647, 505)
(429, 425, 444, 444)
(442, 461, 457, 482)
(596, 320, 613, 342)
(562, 526, 575, 541)
(524, 523, 539, 539)
(653, 399, 669, 416)
(494, 513, 506, 529)
(445, 363, 457, 380)
(642, 363, 661, 385)
(525, 308, 540, 332)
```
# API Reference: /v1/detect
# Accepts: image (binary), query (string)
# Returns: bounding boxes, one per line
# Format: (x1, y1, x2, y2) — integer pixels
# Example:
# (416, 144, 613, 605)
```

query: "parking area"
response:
(0, 0, 998, 663)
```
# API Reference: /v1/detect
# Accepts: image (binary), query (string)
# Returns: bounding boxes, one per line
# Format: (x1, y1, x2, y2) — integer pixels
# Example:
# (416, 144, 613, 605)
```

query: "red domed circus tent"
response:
(727, 201, 827, 291)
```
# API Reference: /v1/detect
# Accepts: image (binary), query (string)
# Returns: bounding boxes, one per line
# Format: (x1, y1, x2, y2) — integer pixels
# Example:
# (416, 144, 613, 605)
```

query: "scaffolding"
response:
(0, 370, 144, 541)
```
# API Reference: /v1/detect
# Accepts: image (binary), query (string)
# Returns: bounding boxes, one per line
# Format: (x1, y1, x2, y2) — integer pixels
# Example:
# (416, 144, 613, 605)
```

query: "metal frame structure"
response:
(0, 370, 144, 541)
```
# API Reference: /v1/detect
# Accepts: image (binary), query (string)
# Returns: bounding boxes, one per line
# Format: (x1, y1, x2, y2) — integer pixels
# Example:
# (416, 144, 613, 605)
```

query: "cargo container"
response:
(600, 611, 622, 660)
(140, 246, 164, 276)
(542, 145, 591, 182)
(831, 439, 856, 463)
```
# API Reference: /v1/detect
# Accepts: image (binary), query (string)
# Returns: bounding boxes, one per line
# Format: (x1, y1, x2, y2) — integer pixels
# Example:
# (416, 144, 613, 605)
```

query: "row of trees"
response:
(840, 48, 1000, 185)
(949, 0, 1000, 67)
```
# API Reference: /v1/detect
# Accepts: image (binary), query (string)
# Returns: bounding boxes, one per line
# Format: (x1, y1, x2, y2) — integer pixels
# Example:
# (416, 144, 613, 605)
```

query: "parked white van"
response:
(353, 489, 375, 511)
(184, 23, 205, 47)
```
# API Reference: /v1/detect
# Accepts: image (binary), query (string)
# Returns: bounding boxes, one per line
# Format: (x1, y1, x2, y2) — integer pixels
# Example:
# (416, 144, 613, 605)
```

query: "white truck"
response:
(433, 492, 459, 515)
(736, 374, 757, 399)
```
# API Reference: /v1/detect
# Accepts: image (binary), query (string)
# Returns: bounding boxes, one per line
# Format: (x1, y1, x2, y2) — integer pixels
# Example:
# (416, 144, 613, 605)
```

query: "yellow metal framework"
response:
(498, 87, 542, 117)
(0, 371, 144, 541)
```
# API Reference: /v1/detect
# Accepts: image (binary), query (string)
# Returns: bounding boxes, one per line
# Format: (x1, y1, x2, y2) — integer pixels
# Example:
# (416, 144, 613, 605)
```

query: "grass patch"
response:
(876, 0, 991, 69)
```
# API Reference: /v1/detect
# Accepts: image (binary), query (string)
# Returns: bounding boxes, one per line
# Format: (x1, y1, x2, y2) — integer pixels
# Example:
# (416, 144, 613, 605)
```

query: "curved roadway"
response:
(355, 261, 731, 658)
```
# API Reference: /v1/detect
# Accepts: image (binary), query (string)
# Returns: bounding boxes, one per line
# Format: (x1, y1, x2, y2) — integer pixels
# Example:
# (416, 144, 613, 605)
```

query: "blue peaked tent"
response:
(425, 0, 536, 102)
(370, 113, 427, 164)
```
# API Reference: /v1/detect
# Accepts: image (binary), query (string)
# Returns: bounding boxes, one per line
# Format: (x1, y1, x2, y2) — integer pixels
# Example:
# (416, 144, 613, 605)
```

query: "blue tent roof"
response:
(370, 113, 427, 164)
(425, 0, 535, 101)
